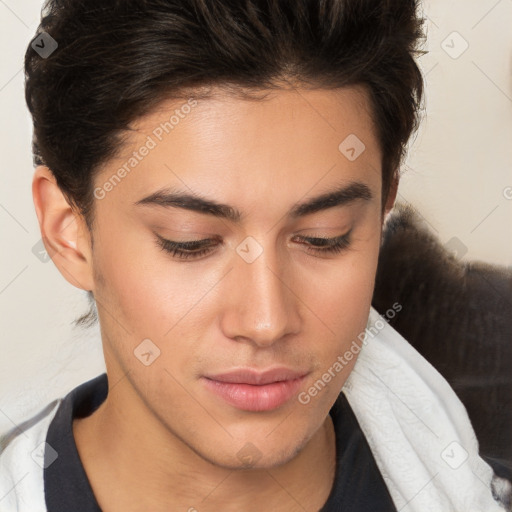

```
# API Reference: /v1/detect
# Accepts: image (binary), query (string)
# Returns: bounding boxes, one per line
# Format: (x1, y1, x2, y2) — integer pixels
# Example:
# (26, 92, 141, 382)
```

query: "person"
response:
(0, 0, 509, 510)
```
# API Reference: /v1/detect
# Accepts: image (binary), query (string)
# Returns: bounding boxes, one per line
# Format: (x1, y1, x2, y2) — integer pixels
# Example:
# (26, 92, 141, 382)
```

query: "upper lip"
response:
(204, 367, 308, 385)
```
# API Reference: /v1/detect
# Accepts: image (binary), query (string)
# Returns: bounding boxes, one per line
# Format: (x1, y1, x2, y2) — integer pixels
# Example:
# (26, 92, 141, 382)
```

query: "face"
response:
(86, 86, 387, 469)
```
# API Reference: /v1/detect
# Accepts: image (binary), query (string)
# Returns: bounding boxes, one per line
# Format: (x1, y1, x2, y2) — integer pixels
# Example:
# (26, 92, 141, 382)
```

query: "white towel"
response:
(342, 306, 510, 511)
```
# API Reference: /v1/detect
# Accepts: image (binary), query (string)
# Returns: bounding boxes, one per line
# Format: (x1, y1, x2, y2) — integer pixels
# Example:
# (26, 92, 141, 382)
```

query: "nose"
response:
(220, 241, 301, 348)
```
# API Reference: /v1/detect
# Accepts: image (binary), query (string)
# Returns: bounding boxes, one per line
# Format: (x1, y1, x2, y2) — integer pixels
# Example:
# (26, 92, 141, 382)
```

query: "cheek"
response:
(296, 267, 375, 411)
(301, 235, 380, 333)
(296, 226, 381, 383)
(91, 213, 219, 332)
(95, 248, 218, 337)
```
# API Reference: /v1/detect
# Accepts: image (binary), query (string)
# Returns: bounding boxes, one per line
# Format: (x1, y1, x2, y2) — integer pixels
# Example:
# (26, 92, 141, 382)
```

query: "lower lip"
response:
(202, 376, 307, 412)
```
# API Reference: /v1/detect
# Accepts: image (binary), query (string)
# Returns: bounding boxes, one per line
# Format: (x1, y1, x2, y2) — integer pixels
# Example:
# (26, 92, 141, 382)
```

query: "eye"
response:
(292, 230, 352, 255)
(155, 233, 220, 260)
(155, 230, 353, 261)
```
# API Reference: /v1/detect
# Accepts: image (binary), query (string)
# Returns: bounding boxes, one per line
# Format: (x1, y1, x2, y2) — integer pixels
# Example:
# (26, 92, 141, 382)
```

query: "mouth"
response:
(201, 368, 309, 412)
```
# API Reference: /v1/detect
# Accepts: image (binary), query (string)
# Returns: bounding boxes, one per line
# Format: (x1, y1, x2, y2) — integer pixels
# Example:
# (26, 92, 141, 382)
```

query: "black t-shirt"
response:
(44, 373, 397, 511)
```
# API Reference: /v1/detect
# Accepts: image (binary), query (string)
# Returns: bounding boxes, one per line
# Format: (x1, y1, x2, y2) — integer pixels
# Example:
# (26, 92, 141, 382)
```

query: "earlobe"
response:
(32, 165, 95, 291)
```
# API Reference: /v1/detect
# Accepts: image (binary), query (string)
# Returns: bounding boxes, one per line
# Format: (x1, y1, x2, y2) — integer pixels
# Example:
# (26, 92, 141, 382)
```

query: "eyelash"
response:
(155, 231, 352, 260)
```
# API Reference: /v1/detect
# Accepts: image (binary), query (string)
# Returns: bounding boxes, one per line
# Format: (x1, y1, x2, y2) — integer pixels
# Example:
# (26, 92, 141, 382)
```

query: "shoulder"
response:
(0, 399, 61, 512)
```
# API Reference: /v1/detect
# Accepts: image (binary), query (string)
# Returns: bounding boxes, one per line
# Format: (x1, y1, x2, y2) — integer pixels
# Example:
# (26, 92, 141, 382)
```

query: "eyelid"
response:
(155, 233, 219, 250)
(155, 229, 353, 260)
(293, 226, 352, 242)
(294, 233, 349, 244)
(155, 234, 219, 260)
(155, 232, 350, 246)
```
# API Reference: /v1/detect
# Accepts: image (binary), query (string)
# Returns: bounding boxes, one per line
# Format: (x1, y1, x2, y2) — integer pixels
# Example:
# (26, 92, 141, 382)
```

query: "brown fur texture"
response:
(372, 202, 512, 481)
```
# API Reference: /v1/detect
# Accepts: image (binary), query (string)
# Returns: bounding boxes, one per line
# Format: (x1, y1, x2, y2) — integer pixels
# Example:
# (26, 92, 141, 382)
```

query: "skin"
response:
(33, 85, 397, 512)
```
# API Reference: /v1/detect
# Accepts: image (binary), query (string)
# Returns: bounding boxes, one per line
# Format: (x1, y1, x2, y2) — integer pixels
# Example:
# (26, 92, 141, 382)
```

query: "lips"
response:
(202, 367, 308, 412)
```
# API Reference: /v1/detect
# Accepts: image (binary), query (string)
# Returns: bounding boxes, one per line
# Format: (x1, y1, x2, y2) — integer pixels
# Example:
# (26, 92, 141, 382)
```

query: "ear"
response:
(382, 171, 399, 222)
(32, 165, 95, 291)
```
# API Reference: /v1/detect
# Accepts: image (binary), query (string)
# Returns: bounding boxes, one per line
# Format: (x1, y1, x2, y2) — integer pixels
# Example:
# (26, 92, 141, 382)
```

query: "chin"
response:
(197, 430, 312, 471)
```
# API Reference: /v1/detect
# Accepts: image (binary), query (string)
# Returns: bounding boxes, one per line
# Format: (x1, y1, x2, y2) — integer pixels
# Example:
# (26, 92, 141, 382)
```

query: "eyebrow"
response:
(134, 181, 373, 222)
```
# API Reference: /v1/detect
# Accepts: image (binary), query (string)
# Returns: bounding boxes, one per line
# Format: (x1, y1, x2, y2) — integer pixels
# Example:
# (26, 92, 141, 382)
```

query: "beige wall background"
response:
(1, 0, 511, 432)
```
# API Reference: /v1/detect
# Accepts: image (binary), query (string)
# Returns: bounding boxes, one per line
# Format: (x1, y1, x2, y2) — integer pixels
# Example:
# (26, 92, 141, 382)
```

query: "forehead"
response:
(93, 86, 382, 215)
(133, 84, 377, 147)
